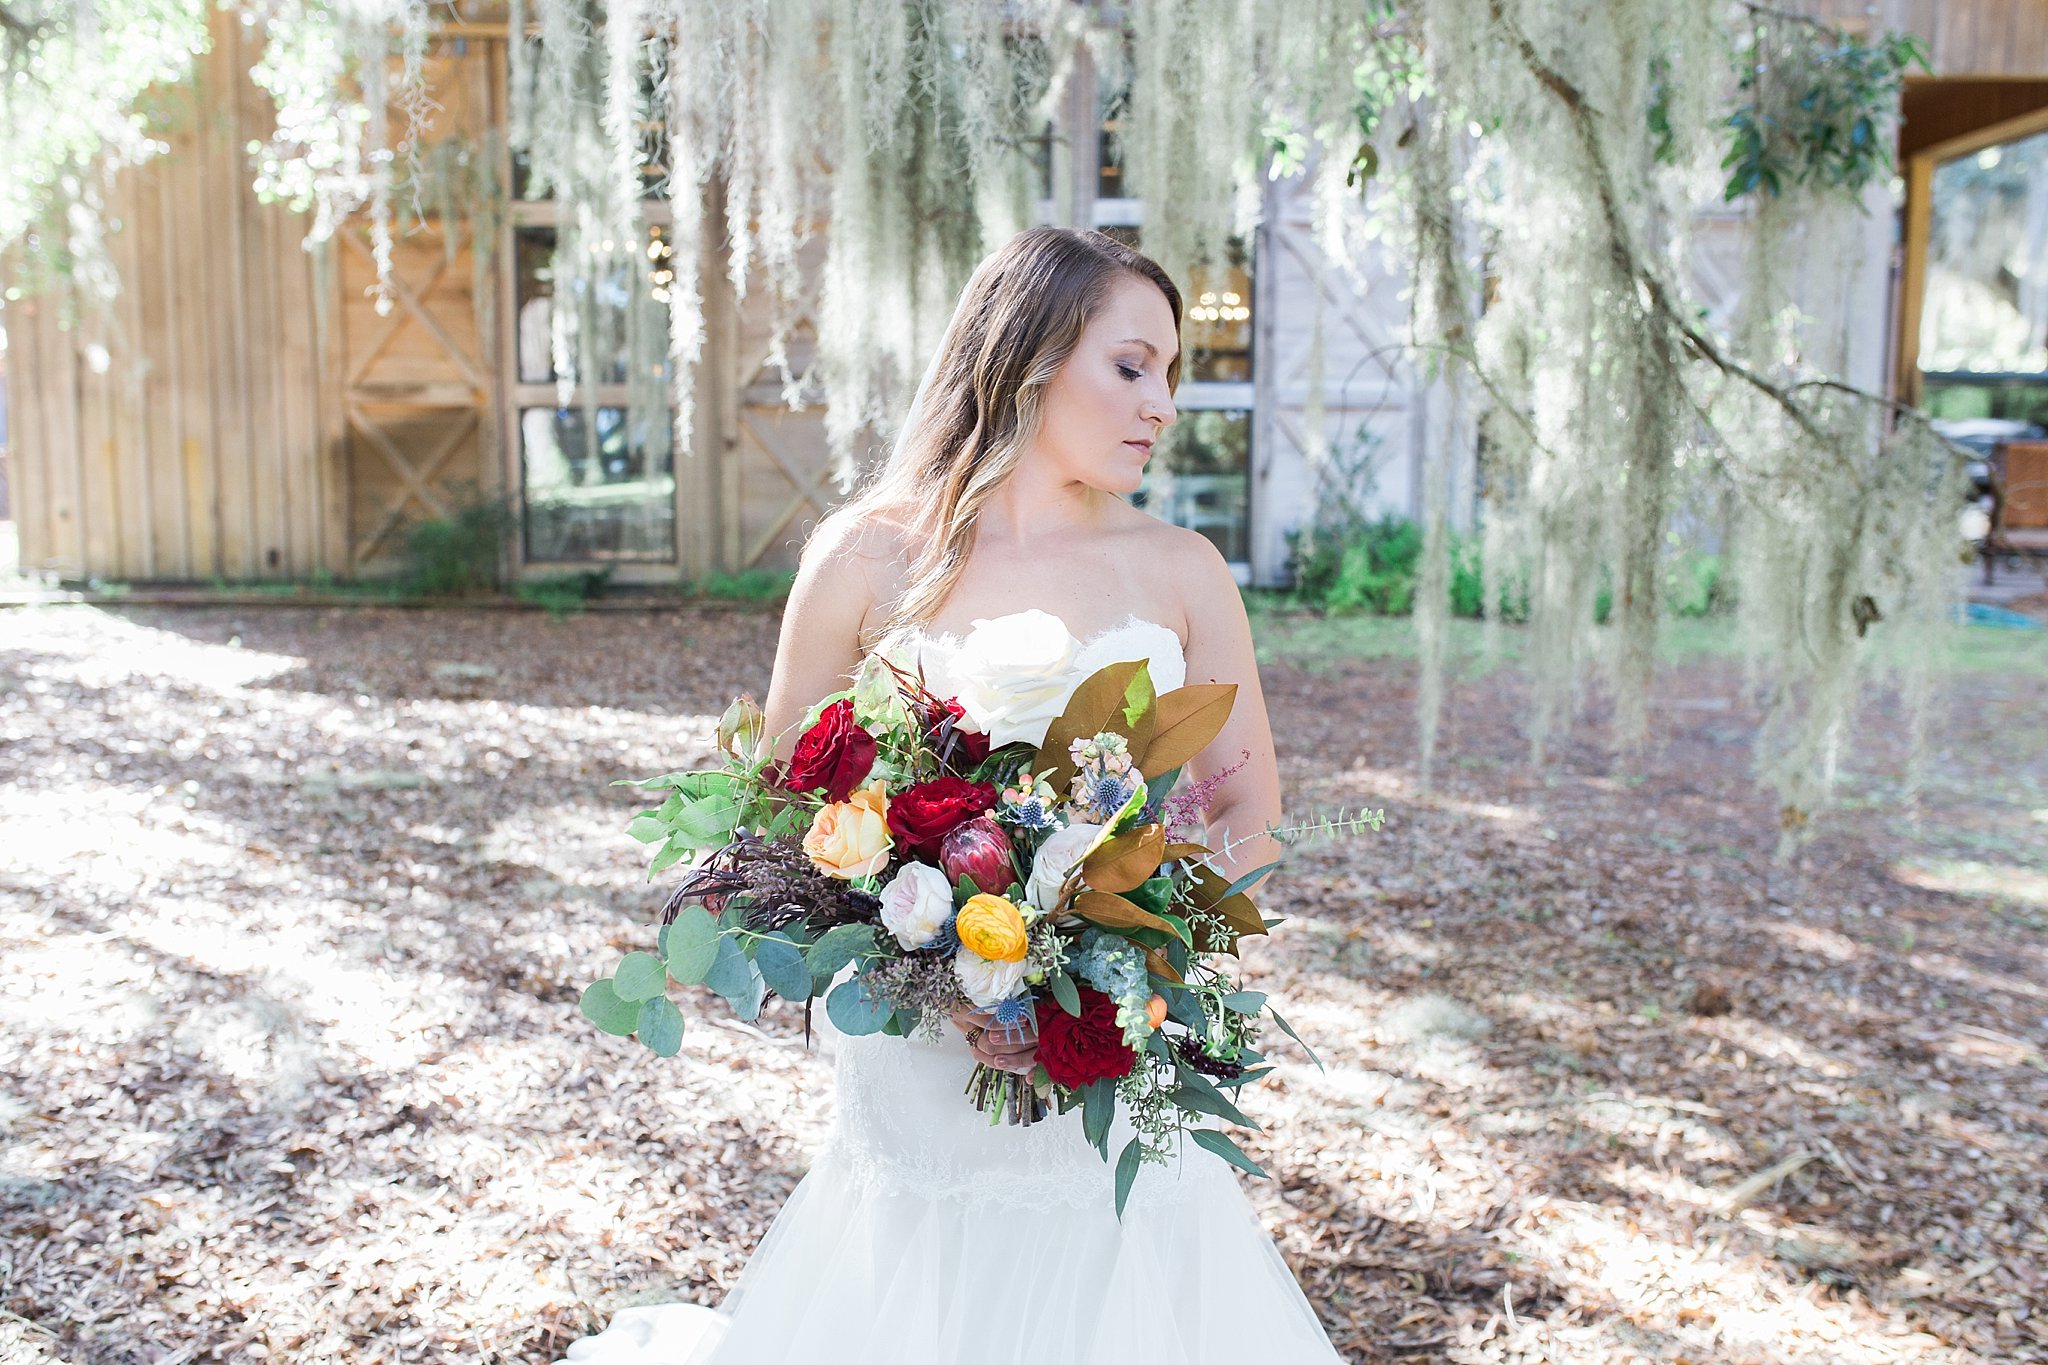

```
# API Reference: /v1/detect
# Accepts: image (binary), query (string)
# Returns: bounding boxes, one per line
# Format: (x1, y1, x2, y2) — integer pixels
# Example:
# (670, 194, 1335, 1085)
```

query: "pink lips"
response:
(1124, 440, 1153, 456)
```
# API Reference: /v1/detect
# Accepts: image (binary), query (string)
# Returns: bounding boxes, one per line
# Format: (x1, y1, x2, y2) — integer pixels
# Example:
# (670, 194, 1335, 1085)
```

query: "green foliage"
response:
(397, 492, 512, 598)
(1722, 18, 1930, 201)
(0, 0, 210, 299)
(1666, 552, 1725, 619)
(687, 568, 796, 603)
(517, 569, 612, 618)
(1288, 514, 1498, 621)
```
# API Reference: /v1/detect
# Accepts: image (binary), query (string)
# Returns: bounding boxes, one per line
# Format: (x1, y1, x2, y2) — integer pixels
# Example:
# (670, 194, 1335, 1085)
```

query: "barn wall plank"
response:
(8, 302, 53, 572)
(201, 26, 255, 580)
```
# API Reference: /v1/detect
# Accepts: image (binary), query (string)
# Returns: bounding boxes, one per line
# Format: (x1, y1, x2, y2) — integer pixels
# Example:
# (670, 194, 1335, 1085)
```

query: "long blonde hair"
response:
(841, 227, 1183, 647)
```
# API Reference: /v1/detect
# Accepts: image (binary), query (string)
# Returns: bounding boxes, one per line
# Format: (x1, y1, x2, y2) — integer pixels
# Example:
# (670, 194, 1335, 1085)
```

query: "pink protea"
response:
(938, 816, 1016, 897)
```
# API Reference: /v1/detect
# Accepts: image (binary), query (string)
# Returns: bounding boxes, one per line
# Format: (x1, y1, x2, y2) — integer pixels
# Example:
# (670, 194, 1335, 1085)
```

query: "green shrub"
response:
(399, 492, 513, 597)
(1666, 552, 1725, 617)
(1323, 515, 1421, 614)
(517, 568, 612, 618)
(1449, 538, 1486, 618)
(690, 568, 795, 603)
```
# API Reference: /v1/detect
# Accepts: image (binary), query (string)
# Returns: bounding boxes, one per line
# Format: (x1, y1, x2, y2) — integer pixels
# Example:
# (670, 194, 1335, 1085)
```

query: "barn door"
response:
(335, 45, 499, 575)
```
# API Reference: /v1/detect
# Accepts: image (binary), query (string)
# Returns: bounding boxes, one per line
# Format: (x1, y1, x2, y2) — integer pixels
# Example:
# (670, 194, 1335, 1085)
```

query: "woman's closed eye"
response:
(1116, 362, 1144, 382)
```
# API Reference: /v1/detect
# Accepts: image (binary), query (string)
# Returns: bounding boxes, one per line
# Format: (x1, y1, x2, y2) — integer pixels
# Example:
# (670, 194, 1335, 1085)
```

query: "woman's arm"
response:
(761, 510, 891, 763)
(1174, 531, 1283, 901)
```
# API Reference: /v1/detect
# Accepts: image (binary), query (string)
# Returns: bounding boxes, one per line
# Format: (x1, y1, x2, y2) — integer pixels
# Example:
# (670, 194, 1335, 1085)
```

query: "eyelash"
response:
(1116, 363, 1144, 382)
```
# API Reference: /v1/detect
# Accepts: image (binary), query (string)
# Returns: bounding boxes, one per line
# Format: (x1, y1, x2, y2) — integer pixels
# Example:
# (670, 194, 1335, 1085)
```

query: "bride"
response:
(563, 226, 1347, 1363)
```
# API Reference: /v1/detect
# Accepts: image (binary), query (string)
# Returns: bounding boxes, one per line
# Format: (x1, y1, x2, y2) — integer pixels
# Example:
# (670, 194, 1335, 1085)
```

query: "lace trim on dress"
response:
(898, 610, 1187, 656)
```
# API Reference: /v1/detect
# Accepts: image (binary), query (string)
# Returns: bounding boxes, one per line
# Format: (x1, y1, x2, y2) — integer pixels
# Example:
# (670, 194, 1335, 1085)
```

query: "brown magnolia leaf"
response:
(1071, 889, 1176, 936)
(1035, 660, 1150, 791)
(1162, 841, 1210, 864)
(1082, 823, 1166, 894)
(1142, 945, 1184, 984)
(1186, 862, 1266, 941)
(1137, 683, 1237, 778)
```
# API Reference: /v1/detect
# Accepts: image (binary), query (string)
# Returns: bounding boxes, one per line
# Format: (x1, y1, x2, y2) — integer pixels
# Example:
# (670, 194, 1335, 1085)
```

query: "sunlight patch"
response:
(1891, 856, 2048, 909)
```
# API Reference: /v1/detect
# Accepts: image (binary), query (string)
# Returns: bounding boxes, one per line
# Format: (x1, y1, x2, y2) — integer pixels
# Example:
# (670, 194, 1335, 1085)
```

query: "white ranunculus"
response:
(947, 609, 1084, 749)
(877, 862, 955, 951)
(1024, 820, 1103, 915)
(954, 948, 1029, 1009)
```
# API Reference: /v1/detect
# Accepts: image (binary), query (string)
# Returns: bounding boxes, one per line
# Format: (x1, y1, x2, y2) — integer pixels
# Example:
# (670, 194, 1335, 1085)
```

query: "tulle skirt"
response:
(561, 1024, 1345, 1365)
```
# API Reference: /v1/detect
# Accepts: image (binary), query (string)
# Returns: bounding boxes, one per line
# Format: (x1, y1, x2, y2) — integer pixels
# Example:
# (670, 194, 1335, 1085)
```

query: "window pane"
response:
(1098, 81, 1128, 201)
(515, 226, 675, 387)
(1923, 128, 2048, 376)
(521, 405, 676, 561)
(1131, 409, 1251, 564)
(1100, 227, 1253, 383)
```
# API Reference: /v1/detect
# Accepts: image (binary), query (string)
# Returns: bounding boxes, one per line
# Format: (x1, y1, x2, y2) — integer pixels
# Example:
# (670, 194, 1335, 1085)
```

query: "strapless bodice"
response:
(877, 609, 1188, 751)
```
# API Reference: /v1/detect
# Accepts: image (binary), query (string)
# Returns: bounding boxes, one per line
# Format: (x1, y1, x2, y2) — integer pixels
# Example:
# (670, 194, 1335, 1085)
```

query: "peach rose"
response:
(955, 893, 1028, 963)
(803, 782, 893, 879)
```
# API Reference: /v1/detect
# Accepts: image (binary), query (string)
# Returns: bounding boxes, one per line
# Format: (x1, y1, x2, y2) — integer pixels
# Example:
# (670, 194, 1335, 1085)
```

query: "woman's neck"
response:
(972, 461, 1112, 545)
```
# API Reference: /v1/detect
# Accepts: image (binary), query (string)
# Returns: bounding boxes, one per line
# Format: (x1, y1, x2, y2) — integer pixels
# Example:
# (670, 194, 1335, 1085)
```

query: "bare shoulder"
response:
(1132, 517, 1241, 644)
(804, 503, 913, 571)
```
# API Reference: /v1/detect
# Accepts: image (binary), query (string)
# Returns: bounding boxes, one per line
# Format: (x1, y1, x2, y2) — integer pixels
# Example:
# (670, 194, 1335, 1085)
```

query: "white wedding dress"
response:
(561, 613, 1346, 1365)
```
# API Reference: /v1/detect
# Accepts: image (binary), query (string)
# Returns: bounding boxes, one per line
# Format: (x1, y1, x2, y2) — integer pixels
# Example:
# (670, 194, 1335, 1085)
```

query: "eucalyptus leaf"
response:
(612, 951, 668, 1002)
(825, 975, 893, 1036)
(1216, 1064, 1276, 1090)
(753, 931, 813, 1002)
(1081, 1078, 1115, 1154)
(1172, 1065, 1259, 1128)
(1220, 860, 1283, 900)
(1049, 972, 1082, 1017)
(663, 906, 721, 984)
(701, 934, 754, 1000)
(579, 979, 640, 1036)
(636, 995, 685, 1057)
(1190, 1127, 1268, 1178)
(1268, 1006, 1323, 1071)
(728, 961, 767, 1022)
(1113, 1137, 1143, 1220)
(1164, 985, 1205, 1030)
(805, 923, 876, 978)
(1219, 989, 1267, 1013)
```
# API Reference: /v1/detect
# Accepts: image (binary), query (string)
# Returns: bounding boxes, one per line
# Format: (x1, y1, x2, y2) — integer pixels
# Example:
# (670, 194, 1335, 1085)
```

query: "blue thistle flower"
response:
(996, 796, 1056, 831)
(920, 913, 960, 955)
(989, 993, 1038, 1043)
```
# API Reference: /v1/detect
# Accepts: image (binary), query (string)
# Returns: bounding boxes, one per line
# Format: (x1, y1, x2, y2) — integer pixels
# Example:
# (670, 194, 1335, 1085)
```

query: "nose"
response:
(1141, 390, 1176, 429)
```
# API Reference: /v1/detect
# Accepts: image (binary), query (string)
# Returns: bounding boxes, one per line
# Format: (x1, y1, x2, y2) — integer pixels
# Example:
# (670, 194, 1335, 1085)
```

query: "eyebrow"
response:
(1119, 338, 1180, 365)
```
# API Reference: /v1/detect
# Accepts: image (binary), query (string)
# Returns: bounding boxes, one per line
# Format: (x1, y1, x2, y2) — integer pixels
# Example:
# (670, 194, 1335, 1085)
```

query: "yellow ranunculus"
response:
(955, 893, 1028, 963)
(804, 782, 892, 879)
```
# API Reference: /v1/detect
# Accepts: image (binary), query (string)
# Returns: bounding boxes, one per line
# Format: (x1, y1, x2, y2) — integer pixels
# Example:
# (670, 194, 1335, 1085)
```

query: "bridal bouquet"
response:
(581, 622, 1378, 1215)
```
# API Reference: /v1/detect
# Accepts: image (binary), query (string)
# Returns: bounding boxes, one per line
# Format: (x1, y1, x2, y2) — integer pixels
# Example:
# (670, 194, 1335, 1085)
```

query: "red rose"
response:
(1038, 985, 1136, 1089)
(886, 775, 997, 861)
(937, 699, 990, 771)
(782, 698, 877, 802)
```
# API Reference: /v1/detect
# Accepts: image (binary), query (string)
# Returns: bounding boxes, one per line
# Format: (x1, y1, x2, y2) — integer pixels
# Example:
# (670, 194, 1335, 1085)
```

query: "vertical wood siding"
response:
(10, 7, 338, 582)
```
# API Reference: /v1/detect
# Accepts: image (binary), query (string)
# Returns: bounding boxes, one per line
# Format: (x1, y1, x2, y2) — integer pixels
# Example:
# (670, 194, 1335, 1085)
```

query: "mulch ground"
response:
(2, 604, 2043, 1364)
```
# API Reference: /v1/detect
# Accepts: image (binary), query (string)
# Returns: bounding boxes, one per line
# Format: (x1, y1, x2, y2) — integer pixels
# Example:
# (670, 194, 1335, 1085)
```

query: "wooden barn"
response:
(4, 1, 2047, 589)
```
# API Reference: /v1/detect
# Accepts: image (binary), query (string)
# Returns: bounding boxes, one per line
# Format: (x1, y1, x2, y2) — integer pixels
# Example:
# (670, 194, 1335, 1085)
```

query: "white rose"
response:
(954, 948, 1029, 1009)
(948, 609, 1083, 749)
(877, 862, 956, 951)
(1024, 820, 1103, 915)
